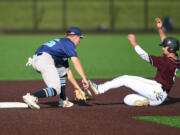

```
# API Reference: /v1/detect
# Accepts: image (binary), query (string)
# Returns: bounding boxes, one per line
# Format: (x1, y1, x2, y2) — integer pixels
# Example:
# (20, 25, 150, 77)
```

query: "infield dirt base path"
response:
(0, 79, 180, 135)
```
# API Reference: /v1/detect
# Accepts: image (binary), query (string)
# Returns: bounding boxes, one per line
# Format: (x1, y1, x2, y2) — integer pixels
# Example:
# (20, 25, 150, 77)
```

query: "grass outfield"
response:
(134, 116, 180, 128)
(0, 33, 180, 80)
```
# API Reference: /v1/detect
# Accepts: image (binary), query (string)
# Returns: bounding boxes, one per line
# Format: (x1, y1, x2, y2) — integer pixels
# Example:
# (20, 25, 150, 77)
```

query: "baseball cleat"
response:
(133, 99, 150, 106)
(88, 80, 99, 95)
(22, 93, 40, 109)
(58, 98, 74, 108)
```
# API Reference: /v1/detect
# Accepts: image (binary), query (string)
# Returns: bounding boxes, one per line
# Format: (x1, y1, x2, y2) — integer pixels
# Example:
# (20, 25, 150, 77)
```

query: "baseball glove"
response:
(74, 88, 92, 101)
(81, 88, 92, 100)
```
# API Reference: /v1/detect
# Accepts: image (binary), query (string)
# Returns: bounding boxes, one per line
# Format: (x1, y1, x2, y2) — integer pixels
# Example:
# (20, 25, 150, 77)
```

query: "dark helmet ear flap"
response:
(167, 47, 176, 53)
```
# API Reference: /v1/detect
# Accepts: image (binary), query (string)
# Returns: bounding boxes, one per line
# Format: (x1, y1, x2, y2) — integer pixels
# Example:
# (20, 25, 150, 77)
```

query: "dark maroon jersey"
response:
(149, 55, 180, 93)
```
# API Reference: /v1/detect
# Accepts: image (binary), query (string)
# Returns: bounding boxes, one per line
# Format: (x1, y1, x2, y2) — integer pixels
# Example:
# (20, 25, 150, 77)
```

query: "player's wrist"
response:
(134, 45, 140, 48)
(132, 43, 138, 47)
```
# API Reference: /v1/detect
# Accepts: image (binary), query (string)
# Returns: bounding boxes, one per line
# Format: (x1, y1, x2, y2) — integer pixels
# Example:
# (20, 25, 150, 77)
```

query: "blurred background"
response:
(0, 0, 180, 33)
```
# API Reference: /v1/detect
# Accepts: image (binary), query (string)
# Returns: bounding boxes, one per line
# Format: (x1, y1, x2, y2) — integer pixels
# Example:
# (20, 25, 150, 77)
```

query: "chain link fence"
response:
(0, 0, 180, 33)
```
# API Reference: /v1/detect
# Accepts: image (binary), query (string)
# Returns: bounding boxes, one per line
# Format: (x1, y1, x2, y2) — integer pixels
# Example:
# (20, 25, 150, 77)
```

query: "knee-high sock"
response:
(60, 86, 66, 100)
(32, 88, 57, 98)
(59, 75, 67, 100)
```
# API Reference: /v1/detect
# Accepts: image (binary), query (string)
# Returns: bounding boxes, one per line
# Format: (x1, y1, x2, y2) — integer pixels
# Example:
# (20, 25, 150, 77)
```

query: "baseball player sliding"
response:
(89, 18, 180, 106)
(23, 27, 90, 109)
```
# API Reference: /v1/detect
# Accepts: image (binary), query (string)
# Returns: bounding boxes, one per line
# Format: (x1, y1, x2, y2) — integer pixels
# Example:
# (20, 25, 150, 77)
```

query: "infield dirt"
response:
(0, 79, 180, 135)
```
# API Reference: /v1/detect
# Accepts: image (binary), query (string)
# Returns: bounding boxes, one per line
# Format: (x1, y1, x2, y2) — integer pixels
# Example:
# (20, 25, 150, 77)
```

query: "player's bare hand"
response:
(82, 79, 89, 89)
(155, 17, 162, 29)
(128, 34, 137, 47)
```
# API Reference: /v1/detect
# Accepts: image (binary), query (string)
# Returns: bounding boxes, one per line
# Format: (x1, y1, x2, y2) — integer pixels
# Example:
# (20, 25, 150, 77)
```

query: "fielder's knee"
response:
(48, 84, 61, 95)
(50, 75, 67, 96)
(54, 87, 61, 95)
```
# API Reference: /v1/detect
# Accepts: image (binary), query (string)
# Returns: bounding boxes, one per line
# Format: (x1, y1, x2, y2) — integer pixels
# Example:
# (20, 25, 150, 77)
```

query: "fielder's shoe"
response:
(22, 93, 40, 109)
(58, 98, 74, 108)
(133, 99, 150, 106)
(88, 80, 99, 95)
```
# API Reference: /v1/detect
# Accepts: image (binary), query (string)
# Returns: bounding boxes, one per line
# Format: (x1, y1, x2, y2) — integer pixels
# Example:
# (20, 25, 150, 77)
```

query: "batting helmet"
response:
(160, 37, 180, 53)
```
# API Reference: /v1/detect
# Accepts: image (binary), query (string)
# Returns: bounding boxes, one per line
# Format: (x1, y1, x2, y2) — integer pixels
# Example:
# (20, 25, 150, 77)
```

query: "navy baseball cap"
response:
(66, 27, 84, 38)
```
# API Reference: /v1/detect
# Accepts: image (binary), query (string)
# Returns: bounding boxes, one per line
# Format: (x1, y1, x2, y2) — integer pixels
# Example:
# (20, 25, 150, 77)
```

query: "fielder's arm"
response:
(66, 68, 92, 101)
(128, 34, 150, 62)
(66, 68, 81, 89)
(155, 17, 166, 42)
(70, 57, 89, 89)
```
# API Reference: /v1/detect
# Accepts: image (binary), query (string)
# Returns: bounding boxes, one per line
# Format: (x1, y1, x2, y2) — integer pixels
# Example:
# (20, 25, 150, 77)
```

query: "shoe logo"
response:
(154, 91, 163, 101)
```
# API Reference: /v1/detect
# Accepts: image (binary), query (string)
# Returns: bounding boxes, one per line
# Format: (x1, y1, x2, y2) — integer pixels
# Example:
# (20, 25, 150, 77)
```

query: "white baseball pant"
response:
(98, 75, 167, 106)
(32, 52, 61, 95)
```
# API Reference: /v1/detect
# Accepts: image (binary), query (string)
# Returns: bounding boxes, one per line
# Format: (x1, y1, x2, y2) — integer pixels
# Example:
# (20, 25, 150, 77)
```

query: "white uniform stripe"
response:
(43, 88, 49, 97)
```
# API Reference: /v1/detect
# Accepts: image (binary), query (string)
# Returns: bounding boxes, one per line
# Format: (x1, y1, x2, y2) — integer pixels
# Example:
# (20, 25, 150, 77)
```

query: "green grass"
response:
(134, 116, 180, 128)
(0, 33, 180, 80)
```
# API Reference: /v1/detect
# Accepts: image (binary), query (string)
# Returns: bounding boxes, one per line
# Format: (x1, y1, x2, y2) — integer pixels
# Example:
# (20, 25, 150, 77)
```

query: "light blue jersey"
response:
(35, 38, 77, 67)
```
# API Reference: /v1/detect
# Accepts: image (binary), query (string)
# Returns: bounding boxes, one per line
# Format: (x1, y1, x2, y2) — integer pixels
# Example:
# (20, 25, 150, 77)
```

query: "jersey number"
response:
(173, 68, 179, 82)
(44, 39, 60, 47)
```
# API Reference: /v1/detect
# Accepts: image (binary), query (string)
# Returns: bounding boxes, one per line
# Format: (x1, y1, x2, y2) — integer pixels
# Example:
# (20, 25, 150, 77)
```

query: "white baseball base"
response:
(0, 102, 28, 108)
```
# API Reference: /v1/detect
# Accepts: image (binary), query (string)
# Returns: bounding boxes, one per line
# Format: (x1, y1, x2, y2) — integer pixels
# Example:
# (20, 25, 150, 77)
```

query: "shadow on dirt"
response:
(93, 102, 124, 106)
(40, 100, 92, 107)
(162, 96, 180, 105)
